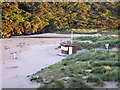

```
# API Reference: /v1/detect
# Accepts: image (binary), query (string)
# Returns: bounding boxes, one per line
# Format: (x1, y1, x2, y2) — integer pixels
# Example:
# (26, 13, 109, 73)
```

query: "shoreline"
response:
(2, 33, 76, 88)
(1, 33, 118, 88)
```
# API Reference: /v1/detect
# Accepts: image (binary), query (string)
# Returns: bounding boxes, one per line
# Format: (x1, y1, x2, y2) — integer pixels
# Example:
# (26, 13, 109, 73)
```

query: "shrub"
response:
(67, 77, 92, 88)
(95, 39, 119, 49)
(72, 36, 119, 49)
(101, 67, 119, 81)
(91, 66, 106, 74)
(73, 36, 96, 42)
(87, 75, 100, 82)
(79, 52, 94, 61)
(87, 75, 104, 86)
(104, 66, 112, 71)
(73, 36, 117, 42)
(29, 50, 119, 88)
(95, 54, 108, 60)
(39, 80, 64, 88)
(91, 61, 120, 67)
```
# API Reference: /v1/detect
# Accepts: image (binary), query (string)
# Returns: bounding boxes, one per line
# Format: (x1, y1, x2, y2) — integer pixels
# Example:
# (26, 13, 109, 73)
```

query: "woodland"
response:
(1, 2, 119, 38)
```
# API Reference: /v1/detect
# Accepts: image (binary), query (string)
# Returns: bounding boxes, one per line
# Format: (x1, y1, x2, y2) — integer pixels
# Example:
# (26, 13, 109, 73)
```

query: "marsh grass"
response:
(87, 75, 104, 86)
(28, 50, 118, 88)
(91, 66, 107, 74)
(73, 36, 117, 42)
(29, 34, 119, 88)
(71, 36, 119, 50)
(67, 76, 92, 88)
(100, 30, 120, 35)
(91, 61, 120, 67)
(39, 80, 64, 88)
(101, 67, 119, 81)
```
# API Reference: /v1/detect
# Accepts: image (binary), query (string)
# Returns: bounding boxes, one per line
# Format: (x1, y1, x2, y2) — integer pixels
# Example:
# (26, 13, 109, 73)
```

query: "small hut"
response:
(60, 31, 78, 55)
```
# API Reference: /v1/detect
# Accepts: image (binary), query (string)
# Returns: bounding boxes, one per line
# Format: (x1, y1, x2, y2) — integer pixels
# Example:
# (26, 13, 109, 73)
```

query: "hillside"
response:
(2, 2, 119, 38)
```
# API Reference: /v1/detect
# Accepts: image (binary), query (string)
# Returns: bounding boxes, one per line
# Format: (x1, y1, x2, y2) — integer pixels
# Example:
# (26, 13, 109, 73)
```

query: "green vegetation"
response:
(101, 67, 119, 81)
(67, 77, 91, 88)
(91, 61, 119, 67)
(39, 80, 64, 88)
(56, 29, 120, 35)
(2, 2, 119, 38)
(27, 35, 119, 88)
(73, 36, 117, 42)
(87, 75, 104, 86)
(28, 50, 119, 88)
(66, 36, 119, 50)
(100, 30, 120, 35)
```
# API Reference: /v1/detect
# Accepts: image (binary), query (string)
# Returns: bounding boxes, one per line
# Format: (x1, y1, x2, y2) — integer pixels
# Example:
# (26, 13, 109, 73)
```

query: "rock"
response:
(82, 76, 89, 80)
(61, 77, 71, 80)
(85, 70, 92, 73)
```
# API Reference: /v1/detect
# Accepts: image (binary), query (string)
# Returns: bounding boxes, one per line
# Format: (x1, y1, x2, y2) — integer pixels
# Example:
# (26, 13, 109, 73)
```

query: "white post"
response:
(105, 43, 109, 51)
(71, 31, 73, 44)
(69, 47, 73, 55)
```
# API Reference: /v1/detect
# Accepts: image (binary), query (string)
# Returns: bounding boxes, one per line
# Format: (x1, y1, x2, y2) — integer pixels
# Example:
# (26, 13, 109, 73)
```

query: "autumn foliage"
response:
(2, 2, 119, 38)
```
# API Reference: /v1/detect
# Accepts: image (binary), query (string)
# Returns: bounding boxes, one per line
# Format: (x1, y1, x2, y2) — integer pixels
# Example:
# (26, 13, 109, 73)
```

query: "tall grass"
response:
(67, 77, 92, 88)
(73, 36, 117, 42)
(71, 36, 119, 50)
(101, 67, 119, 81)
(87, 75, 104, 86)
(28, 50, 118, 88)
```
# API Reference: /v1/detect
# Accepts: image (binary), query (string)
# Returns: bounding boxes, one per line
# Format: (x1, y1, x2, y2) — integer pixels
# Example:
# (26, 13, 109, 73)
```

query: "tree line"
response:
(2, 2, 119, 38)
